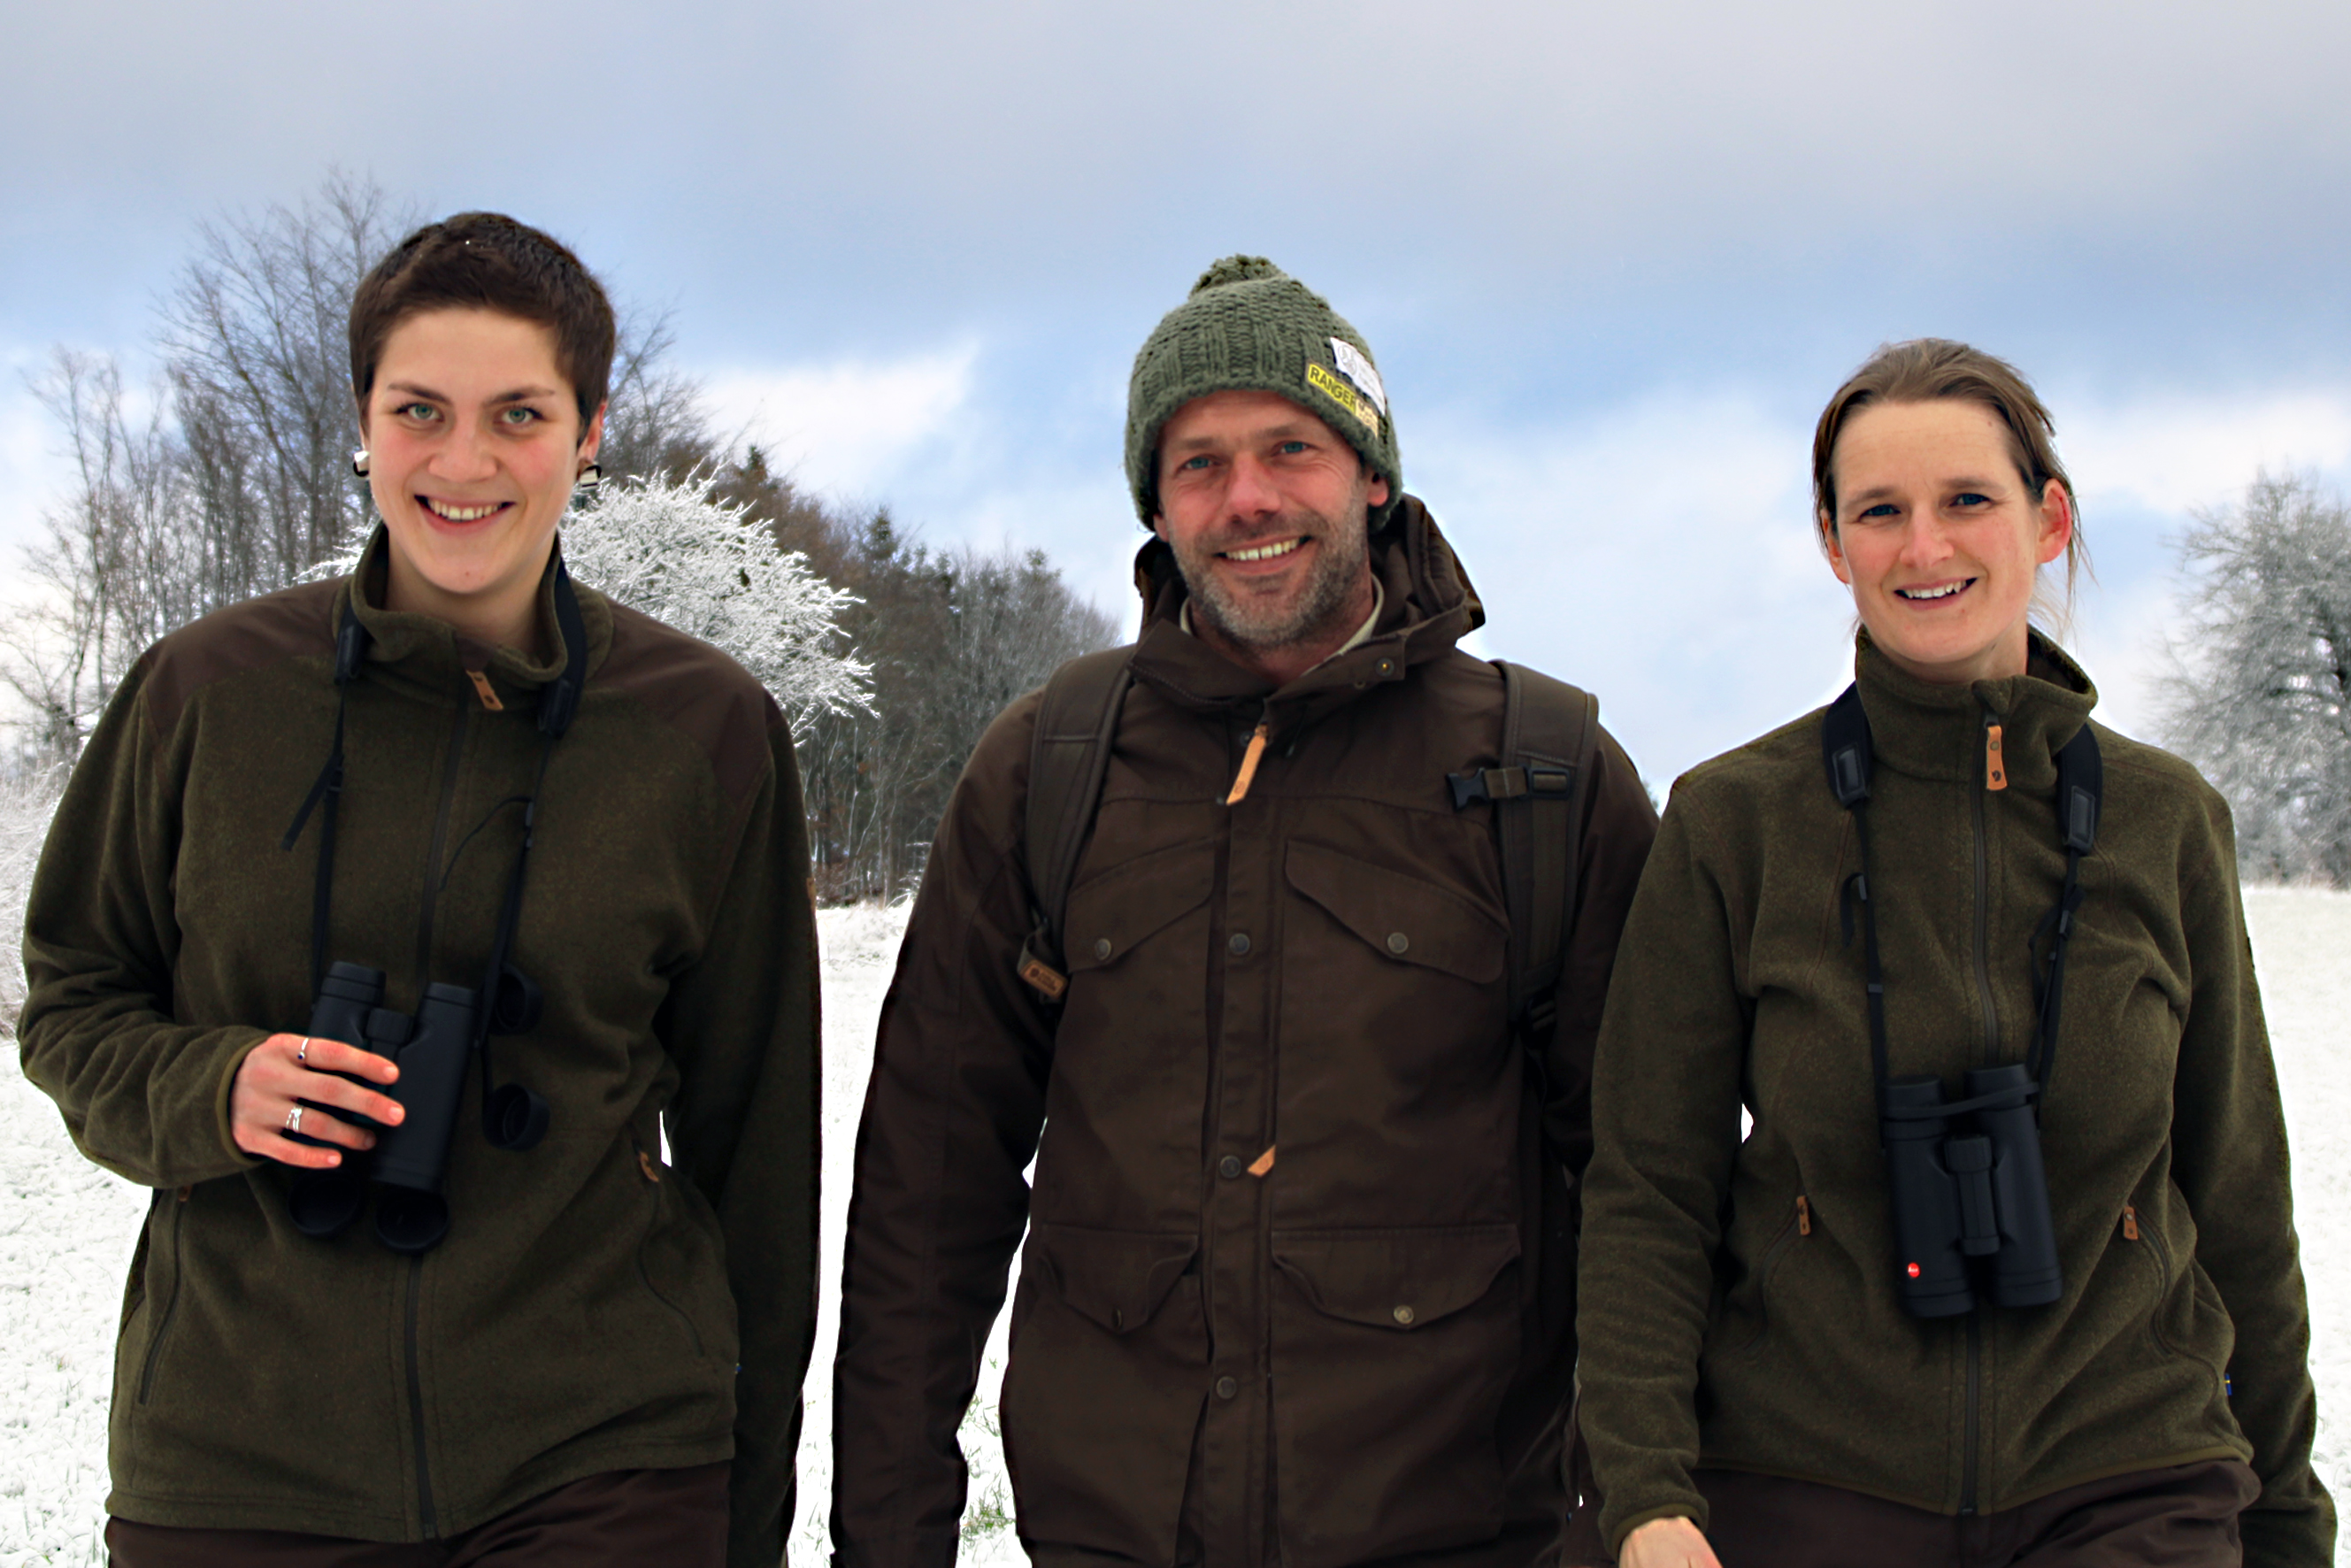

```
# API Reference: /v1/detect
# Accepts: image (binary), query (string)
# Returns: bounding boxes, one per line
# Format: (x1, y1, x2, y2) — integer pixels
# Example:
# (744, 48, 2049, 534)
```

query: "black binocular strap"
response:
(1823, 685, 2101, 1124)
(281, 601, 372, 994)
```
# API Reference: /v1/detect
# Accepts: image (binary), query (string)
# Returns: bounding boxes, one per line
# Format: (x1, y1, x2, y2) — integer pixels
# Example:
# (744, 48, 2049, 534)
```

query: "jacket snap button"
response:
(1218, 1155, 1243, 1179)
(1093, 937, 1113, 961)
(1387, 932, 1410, 955)
(1392, 1304, 1416, 1326)
(1215, 1375, 1239, 1400)
(1228, 932, 1251, 957)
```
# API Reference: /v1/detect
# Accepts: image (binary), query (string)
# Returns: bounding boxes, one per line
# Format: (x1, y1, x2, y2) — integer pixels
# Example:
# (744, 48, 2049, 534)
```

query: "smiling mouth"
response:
(1895, 578, 1975, 602)
(423, 498, 510, 523)
(1223, 536, 1305, 563)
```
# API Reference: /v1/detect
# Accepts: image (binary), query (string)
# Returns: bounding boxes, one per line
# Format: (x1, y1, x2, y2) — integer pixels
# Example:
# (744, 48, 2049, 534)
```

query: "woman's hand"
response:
(1620, 1516, 1724, 1568)
(229, 1033, 403, 1167)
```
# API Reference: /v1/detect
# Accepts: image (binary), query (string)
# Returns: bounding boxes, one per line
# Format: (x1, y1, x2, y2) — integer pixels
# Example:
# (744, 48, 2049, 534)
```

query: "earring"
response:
(576, 462, 603, 489)
(351, 449, 370, 477)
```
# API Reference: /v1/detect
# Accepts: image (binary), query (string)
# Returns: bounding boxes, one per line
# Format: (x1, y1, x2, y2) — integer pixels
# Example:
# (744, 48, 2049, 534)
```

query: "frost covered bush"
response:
(561, 473, 871, 735)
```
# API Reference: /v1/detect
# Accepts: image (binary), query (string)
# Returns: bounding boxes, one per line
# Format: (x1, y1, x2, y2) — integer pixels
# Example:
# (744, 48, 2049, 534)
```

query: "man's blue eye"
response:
(1278, 441, 1308, 455)
(1859, 503, 1899, 519)
(1954, 492, 1990, 508)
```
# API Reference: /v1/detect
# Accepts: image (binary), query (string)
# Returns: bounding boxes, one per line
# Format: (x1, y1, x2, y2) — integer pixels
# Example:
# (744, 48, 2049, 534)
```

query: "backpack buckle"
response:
(1448, 765, 1527, 809)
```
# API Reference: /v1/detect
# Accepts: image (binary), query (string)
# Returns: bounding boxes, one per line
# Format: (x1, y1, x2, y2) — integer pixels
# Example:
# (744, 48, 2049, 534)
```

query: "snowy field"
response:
(3, 890, 2349, 1565)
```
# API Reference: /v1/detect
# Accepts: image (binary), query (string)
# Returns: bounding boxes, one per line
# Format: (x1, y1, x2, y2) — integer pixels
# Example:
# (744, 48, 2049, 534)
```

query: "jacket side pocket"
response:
(1268, 1225, 1522, 1568)
(1000, 1225, 1207, 1565)
(1708, 1195, 1809, 1364)
(134, 1187, 187, 1406)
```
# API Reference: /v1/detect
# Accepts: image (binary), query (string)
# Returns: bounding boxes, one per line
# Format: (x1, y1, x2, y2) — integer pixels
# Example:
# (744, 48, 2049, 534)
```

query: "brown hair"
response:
(1812, 338, 2089, 620)
(348, 212, 615, 432)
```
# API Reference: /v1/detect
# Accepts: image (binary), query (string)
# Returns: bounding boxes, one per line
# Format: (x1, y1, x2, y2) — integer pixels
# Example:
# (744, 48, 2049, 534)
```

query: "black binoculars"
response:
(1880, 1062, 2063, 1318)
(284, 960, 549, 1254)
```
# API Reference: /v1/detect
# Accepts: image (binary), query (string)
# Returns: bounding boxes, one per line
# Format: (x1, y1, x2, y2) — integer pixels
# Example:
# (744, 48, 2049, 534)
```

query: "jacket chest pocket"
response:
(1045, 842, 1218, 1190)
(1277, 841, 1514, 1213)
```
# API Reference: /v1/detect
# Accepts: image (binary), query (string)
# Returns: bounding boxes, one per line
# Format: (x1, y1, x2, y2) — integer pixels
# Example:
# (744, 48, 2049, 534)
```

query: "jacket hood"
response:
(1854, 628, 2098, 794)
(1123, 494, 1484, 721)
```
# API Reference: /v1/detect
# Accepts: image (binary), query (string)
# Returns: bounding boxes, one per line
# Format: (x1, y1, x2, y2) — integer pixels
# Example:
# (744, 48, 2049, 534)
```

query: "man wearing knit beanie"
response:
(834, 257, 1658, 1568)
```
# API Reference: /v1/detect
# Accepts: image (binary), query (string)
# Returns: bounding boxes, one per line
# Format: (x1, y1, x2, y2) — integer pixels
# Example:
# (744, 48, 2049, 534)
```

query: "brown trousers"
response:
(105, 1464, 730, 1568)
(1694, 1459, 2261, 1568)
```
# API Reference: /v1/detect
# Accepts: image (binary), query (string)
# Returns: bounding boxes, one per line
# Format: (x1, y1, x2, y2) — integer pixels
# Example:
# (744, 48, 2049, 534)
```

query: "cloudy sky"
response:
(7, 0, 2350, 785)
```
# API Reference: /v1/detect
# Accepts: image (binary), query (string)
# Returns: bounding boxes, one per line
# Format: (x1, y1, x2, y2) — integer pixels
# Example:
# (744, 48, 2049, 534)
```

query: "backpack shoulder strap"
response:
(1016, 647, 1135, 1003)
(1451, 662, 1599, 1037)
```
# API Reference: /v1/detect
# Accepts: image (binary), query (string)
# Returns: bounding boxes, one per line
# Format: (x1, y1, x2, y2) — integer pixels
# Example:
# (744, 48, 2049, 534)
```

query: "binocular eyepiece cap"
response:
(488, 1083, 551, 1152)
(286, 1168, 369, 1240)
(375, 1188, 450, 1255)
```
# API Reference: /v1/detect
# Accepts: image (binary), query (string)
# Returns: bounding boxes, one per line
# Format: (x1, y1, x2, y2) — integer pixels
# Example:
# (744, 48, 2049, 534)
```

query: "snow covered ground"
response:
(4, 891, 2348, 1565)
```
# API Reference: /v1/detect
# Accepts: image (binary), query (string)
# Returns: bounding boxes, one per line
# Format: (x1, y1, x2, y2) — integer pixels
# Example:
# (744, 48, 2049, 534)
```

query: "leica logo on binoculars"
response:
(283, 960, 549, 1255)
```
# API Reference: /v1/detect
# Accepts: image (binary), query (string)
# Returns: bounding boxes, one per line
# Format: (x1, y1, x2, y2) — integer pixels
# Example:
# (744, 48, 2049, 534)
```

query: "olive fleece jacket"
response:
(18, 531, 819, 1566)
(831, 498, 1659, 1568)
(1577, 637, 2332, 1565)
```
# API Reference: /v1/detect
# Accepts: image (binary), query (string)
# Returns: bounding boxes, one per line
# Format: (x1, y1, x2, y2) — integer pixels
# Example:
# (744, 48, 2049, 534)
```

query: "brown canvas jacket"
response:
(18, 530, 821, 1567)
(831, 497, 1658, 1568)
(1577, 636, 2332, 1565)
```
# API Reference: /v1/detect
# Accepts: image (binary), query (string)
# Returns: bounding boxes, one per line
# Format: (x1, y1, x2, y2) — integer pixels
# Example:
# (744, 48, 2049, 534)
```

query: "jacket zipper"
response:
(403, 701, 471, 1538)
(1971, 707, 2001, 1068)
(1962, 1312, 1982, 1514)
(406, 1255, 437, 1534)
(1960, 703, 2001, 1516)
(412, 701, 475, 982)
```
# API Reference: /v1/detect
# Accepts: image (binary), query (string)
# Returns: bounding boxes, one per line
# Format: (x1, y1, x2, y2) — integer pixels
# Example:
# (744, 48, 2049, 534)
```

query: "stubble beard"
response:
(1179, 487, 1374, 657)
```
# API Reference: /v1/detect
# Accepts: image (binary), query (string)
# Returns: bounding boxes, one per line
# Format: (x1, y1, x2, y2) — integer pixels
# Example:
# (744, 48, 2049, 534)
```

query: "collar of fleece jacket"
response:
(1853, 628, 2098, 792)
(1123, 493, 1486, 725)
(339, 523, 615, 705)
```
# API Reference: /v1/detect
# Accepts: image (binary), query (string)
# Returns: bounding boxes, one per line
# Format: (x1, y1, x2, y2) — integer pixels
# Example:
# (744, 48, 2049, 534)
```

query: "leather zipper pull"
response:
(466, 670, 505, 711)
(1248, 1146, 1276, 1177)
(1225, 720, 1270, 804)
(1796, 1195, 1811, 1236)
(2122, 1204, 2140, 1241)
(1985, 723, 2007, 791)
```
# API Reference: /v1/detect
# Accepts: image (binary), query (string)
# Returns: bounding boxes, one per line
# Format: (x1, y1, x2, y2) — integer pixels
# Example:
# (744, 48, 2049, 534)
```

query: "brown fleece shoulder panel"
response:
(594, 598, 782, 808)
(142, 578, 342, 737)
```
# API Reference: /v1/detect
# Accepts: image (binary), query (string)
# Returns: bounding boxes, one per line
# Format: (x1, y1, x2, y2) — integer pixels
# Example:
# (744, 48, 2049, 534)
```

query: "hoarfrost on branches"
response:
(561, 473, 872, 735)
(2163, 473, 2351, 885)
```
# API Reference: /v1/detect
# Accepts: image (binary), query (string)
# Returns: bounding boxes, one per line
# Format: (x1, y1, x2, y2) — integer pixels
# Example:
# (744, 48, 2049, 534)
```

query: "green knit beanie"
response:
(1126, 256, 1402, 531)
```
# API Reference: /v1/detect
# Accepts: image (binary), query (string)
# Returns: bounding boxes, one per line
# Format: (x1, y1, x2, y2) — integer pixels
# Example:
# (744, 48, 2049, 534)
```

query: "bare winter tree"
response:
(162, 171, 416, 589)
(2163, 472, 2351, 884)
(2, 351, 198, 764)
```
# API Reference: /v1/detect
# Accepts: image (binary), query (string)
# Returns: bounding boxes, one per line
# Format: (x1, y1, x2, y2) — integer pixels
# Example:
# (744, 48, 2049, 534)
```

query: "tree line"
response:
(11, 175, 2351, 889)
(2, 173, 1117, 903)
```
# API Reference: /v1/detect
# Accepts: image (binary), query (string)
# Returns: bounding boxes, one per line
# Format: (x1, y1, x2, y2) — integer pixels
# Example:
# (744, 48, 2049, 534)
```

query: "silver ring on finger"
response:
(285, 1105, 305, 1134)
(296, 1036, 310, 1064)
